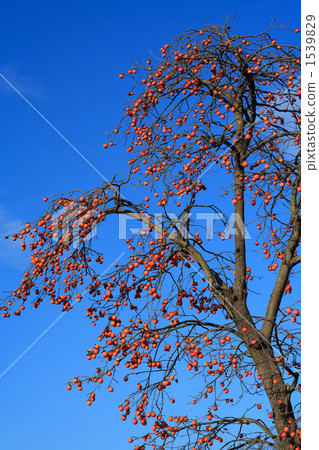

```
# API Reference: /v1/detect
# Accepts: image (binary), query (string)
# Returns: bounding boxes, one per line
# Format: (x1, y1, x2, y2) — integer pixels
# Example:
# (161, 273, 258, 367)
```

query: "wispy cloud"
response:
(0, 64, 47, 99)
(0, 204, 29, 270)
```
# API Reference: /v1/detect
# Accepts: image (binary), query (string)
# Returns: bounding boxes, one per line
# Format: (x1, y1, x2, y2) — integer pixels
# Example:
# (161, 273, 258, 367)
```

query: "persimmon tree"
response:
(2, 21, 301, 450)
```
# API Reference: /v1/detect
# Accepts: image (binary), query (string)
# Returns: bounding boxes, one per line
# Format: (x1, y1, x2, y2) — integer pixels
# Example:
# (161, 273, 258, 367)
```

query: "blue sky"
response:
(0, 1, 300, 449)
